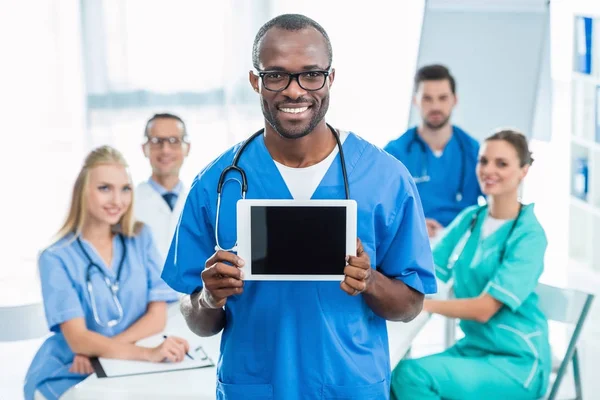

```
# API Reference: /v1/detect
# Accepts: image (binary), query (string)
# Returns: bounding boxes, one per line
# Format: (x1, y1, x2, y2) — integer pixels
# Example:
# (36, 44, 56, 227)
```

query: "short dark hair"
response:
(486, 129, 534, 167)
(252, 14, 333, 70)
(414, 64, 456, 94)
(144, 113, 187, 138)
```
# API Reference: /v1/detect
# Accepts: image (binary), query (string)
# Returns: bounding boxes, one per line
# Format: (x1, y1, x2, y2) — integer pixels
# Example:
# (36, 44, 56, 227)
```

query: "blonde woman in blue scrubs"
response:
(24, 146, 189, 400)
(391, 130, 551, 400)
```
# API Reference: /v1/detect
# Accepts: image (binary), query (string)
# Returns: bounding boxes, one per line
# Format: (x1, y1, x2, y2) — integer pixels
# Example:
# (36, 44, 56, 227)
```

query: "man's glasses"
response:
(256, 69, 331, 92)
(145, 136, 187, 148)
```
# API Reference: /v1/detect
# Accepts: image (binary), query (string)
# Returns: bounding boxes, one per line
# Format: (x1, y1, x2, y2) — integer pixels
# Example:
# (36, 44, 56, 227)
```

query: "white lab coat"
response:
(134, 181, 188, 264)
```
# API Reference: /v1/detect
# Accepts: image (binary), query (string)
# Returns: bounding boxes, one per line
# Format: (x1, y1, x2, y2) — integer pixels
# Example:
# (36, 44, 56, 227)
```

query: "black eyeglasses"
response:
(256, 68, 331, 92)
(145, 136, 187, 148)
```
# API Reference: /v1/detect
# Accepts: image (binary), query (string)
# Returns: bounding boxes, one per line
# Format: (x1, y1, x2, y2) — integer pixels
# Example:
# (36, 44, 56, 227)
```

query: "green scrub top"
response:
(433, 204, 551, 395)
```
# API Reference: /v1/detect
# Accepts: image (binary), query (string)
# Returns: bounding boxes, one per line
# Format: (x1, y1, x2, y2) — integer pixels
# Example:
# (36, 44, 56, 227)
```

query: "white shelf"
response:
(568, 13, 600, 285)
(573, 71, 600, 85)
(570, 196, 600, 218)
(571, 136, 600, 152)
(568, 258, 600, 294)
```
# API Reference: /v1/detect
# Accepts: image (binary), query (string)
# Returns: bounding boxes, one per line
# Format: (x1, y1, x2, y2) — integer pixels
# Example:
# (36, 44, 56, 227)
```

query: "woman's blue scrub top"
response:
(24, 226, 178, 400)
(384, 126, 482, 226)
(161, 132, 438, 400)
(434, 204, 551, 397)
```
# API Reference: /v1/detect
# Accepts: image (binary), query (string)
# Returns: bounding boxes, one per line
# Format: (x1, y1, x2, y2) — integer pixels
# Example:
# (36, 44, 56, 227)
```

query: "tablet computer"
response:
(236, 199, 357, 281)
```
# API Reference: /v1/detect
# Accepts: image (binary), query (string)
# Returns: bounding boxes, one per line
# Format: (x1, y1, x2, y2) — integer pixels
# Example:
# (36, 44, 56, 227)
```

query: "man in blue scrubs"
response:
(162, 14, 436, 400)
(384, 65, 482, 238)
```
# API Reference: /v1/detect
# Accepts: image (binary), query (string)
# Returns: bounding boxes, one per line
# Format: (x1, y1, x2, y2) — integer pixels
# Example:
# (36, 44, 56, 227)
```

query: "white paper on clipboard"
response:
(92, 343, 214, 378)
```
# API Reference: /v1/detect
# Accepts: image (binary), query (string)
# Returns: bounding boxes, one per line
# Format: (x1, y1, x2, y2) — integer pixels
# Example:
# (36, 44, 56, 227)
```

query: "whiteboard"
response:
(408, 4, 549, 141)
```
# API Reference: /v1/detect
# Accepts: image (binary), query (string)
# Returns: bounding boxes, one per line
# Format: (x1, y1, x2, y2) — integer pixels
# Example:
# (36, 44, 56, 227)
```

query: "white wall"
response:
(270, 1, 426, 147)
(409, 7, 549, 141)
(530, 27, 552, 142)
(0, 3, 87, 398)
(0, 0, 87, 297)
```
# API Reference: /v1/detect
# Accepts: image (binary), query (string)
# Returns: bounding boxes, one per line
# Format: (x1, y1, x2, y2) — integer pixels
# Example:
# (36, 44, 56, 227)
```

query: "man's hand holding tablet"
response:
(341, 238, 372, 296)
(199, 250, 245, 309)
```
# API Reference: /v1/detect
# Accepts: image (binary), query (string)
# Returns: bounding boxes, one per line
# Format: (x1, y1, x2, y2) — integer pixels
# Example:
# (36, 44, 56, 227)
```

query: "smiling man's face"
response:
(250, 27, 334, 139)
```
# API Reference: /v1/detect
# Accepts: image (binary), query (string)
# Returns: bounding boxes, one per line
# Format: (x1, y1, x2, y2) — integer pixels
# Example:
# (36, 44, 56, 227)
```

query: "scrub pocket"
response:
(216, 379, 273, 399)
(321, 379, 387, 399)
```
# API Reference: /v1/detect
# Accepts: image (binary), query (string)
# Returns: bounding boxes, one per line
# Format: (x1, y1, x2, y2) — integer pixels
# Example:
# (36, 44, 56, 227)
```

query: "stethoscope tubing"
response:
(77, 234, 127, 327)
(407, 129, 466, 201)
(214, 124, 350, 251)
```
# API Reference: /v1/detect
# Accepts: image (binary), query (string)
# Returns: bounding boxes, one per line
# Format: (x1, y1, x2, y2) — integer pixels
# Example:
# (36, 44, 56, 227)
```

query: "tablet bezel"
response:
(236, 199, 357, 281)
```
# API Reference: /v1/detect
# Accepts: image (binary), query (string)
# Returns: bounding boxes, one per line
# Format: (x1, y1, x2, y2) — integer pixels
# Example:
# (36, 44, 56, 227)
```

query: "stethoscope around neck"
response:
(407, 129, 466, 202)
(470, 203, 523, 263)
(214, 123, 350, 252)
(448, 203, 524, 269)
(77, 234, 127, 328)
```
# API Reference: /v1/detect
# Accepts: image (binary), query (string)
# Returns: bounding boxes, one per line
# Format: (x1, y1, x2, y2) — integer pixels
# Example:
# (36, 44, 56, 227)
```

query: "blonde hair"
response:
(55, 145, 141, 242)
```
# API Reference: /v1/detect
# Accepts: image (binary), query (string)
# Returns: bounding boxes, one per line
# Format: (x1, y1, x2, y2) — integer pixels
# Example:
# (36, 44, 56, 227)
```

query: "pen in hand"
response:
(163, 335, 194, 360)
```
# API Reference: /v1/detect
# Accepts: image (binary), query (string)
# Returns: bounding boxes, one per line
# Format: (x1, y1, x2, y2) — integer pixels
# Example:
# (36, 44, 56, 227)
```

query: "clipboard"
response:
(91, 345, 215, 378)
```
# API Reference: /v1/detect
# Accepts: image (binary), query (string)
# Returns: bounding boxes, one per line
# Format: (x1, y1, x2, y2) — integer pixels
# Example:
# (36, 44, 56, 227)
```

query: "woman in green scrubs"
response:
(391, 130, 550, 400)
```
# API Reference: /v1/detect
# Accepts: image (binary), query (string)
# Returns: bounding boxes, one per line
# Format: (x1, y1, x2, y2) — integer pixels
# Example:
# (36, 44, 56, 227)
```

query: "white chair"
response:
(0, 302, 48, 341)
(536, 283, 595, 400)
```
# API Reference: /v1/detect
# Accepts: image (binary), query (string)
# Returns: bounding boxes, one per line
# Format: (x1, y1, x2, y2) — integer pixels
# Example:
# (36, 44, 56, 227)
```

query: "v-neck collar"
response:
(473, 206, 518, 247)
(250, 134, 293, 199)
(244, 132, 364, 200)
(79, 235, 120, 277)
(312, 133, 363, 200)
(424, 131, 458, 161)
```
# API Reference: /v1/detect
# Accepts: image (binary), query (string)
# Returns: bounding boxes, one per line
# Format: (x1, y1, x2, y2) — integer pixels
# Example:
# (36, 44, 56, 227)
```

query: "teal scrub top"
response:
(433, 204, 551, 396)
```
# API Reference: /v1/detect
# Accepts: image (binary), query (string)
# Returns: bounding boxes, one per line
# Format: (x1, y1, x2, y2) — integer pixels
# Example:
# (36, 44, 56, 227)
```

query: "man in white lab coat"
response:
(135, 113, 190, 264)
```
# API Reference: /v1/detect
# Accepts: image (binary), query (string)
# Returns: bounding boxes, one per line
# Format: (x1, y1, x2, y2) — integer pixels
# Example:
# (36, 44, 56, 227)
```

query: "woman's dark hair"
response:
(485, 129, 534, 167)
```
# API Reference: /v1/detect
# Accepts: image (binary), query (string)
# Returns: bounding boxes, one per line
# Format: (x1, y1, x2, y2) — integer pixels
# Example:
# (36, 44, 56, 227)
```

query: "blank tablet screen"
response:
(250, 206, 347, 275)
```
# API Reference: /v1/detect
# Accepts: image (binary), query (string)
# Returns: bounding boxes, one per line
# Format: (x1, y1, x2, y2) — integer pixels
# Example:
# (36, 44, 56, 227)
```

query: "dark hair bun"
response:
(486, 129, 533, 167)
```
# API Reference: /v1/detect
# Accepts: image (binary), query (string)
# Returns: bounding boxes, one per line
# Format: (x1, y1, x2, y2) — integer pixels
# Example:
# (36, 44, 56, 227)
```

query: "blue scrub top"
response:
(384, 126, 482, 227)
(24, 226, 178, 400)
(162, 132, 437, 400)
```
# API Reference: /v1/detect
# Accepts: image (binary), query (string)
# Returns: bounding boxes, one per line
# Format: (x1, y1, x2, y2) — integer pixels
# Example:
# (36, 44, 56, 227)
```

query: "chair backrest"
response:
(536, 283, 595, 400)
(0, 302, 48, 341)
(535, 283, 595, 325)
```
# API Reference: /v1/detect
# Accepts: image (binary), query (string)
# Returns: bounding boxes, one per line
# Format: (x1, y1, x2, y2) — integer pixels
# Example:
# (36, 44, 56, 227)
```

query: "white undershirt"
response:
(274, 131, 349, 200)
(481, 215, 510, 239)
(432, 150, 444, 158)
